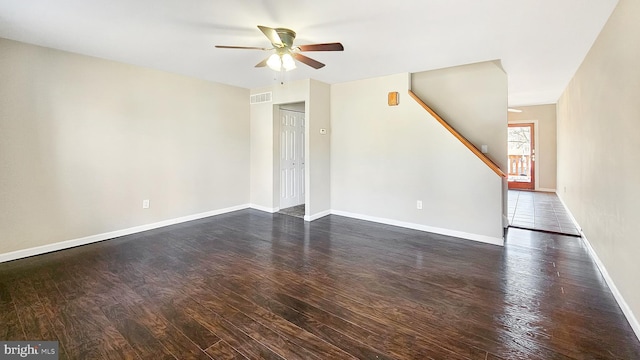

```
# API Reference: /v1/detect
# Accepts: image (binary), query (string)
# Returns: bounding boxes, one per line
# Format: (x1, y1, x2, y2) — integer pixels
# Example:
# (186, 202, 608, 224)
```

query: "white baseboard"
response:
(0, 204, 250, 263)
(555, 194, 582, 232)
(556, 194, 640, 341)
(330, 210, 504, 246)
(537, 187, 556, 192)
(252, 206, 502, 246)
(249, 204, 279, 213)
(249, 204, 330, 222)
(304, 210, 331, 222)
(581, 232, 640, 341)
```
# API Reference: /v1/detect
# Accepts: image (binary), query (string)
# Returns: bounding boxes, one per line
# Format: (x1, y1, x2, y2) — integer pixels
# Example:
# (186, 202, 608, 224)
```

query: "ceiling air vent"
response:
(250, 92, 272, 104)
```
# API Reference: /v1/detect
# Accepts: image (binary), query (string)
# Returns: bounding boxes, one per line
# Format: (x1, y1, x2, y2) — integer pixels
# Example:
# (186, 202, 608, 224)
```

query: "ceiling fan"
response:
(215, 25, 344, 71)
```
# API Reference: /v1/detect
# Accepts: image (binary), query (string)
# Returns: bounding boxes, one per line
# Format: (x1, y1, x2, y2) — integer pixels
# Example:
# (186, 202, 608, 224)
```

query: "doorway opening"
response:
(277, 103, 306, 218)
(508, 123, 535, 190)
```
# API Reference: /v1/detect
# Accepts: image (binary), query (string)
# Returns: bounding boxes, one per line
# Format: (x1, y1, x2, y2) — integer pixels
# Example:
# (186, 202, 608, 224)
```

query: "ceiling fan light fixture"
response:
(267, 53, 282, 71)
(217, 25, 341, 71)
(282, 53, 296, 71)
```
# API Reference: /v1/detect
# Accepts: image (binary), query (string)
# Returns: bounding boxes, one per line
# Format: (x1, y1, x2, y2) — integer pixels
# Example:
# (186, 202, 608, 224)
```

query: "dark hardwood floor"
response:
(1, 209, 639, 359)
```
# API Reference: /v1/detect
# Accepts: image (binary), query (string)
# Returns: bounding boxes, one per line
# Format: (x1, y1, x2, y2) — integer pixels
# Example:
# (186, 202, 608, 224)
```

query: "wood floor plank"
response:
(113, 269, 224, 353)
(157, 300, 222, 351)
(1, 209, 640, 359)
(182, 222, 612, 356)
(0, 281, 26, 341)
(226, 311, 329, 360)
(204, 340, 248, 360)
(6, 277, 70, 360)
(262, 229, 576, 356)
(180, 296, 285, 360)
(226, 271, 487, 360)
(198, 280, 358, 360)
(181, 225, 571, 359)
(63, 261, 214, 359)
(208, 276, 400, 360)
(102, 303, 176, 360)
(187, 235, 503, 359)
(52, 299, 139, 359)
(27, 273, 75, 359)
(215, 215, 636, 356)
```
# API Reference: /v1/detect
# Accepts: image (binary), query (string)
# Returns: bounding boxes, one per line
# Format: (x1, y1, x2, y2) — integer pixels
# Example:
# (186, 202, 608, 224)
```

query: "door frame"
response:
(273, 102, 308, 214)
(508, 121, 537, 190)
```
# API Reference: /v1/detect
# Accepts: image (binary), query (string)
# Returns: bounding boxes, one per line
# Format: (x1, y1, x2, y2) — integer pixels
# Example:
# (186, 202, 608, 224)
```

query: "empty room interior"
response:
(1, 0, 639, 359)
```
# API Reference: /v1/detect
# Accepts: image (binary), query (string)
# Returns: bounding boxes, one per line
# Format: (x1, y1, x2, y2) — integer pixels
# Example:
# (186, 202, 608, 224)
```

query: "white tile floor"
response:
(508, 190, 581, 236)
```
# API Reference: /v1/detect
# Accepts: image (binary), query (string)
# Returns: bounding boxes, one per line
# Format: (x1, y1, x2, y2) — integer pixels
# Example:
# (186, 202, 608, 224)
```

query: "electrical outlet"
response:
(142, 199, 150, 209)
(416, 200, 423, 210)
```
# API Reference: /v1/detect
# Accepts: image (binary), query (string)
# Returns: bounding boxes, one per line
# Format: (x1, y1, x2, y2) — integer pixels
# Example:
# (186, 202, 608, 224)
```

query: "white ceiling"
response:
(0, 0, 618, 106)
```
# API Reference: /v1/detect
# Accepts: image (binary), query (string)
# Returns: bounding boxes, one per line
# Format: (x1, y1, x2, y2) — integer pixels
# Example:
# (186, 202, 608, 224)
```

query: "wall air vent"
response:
(250, 92, 272, 104)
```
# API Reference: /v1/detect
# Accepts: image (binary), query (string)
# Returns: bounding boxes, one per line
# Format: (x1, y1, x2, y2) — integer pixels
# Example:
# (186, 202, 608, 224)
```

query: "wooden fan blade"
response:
(255, 57, 269, 68)
(297, 43, 344, 52)
(215, 45, 271, 50)
(292, 53, 325, 69)
(257, 25, 283, 47)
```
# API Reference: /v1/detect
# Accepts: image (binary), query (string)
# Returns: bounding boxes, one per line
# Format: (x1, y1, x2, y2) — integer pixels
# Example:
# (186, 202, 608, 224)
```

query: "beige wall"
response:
(508, 104, 557, 191)
(557, 0, 640, 335)
(331, 73, 504, 243)
(411, 61, 509, 224)
(0, 39, 508, 258)
(307, 80, 331, 217)
(0, 38, 250, 255)
(411, 61, 508, 171)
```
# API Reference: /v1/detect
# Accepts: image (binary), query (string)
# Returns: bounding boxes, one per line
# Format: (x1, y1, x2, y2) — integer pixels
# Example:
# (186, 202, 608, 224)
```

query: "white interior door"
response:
(280, 109, 305, 209)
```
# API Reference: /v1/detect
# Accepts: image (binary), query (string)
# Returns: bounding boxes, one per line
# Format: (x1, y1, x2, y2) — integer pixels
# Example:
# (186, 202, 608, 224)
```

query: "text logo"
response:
(0, 342, 58, 359)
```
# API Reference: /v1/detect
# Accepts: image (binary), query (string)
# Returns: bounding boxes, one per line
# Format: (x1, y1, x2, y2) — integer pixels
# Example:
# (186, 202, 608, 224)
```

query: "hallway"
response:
(508, 190, 581, 236)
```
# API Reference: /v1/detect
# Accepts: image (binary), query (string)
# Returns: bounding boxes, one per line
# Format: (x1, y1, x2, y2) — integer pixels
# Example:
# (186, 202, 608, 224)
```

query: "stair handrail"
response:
(408, 90, 506, 178)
